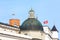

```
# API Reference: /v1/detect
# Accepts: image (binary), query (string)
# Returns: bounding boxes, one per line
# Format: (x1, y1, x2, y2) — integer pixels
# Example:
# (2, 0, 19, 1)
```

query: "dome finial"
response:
(29, 8, 35, 18)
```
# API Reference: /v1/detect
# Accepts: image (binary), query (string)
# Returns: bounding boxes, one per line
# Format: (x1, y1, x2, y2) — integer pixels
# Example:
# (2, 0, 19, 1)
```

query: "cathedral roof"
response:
(51, 25, 58, 31)
(20, 18, 43, 31)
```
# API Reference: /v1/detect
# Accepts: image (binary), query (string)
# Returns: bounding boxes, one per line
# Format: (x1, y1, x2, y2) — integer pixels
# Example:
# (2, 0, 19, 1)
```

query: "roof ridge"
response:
(51, 25, 58, 32)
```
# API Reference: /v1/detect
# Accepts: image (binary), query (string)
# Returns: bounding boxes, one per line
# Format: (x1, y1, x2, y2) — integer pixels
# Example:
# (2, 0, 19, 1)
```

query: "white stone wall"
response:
(0, 24, 58, 40)
(52, 38, 58, 40)
(0, 24, 32, 40)
(52, 31, 58, 38)
(0, 24, 20, 34)
(0, 37, 17, 40)
(0, 30, 32, 40)
(21, 30, 54, 40)
(0, 34, 31, 40)
(21, 31, 43, 39)
(43, 26, 52, 37)
(45, 34, 52, 40)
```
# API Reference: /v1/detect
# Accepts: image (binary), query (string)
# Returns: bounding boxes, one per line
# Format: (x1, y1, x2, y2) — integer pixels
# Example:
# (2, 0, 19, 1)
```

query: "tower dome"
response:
(20, 9, 43, 31)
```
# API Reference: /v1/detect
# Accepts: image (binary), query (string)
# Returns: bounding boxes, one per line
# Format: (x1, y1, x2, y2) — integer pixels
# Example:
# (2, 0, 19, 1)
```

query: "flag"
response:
(43, 20, 48, 24)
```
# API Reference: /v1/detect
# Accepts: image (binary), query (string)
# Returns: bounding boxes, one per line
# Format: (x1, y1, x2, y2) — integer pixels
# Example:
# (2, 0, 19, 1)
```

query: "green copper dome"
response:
(20, 18, 43, 31)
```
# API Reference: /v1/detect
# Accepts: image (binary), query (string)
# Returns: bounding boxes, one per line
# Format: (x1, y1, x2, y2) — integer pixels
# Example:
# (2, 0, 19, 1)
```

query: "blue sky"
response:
(0, 0, 60, 39)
